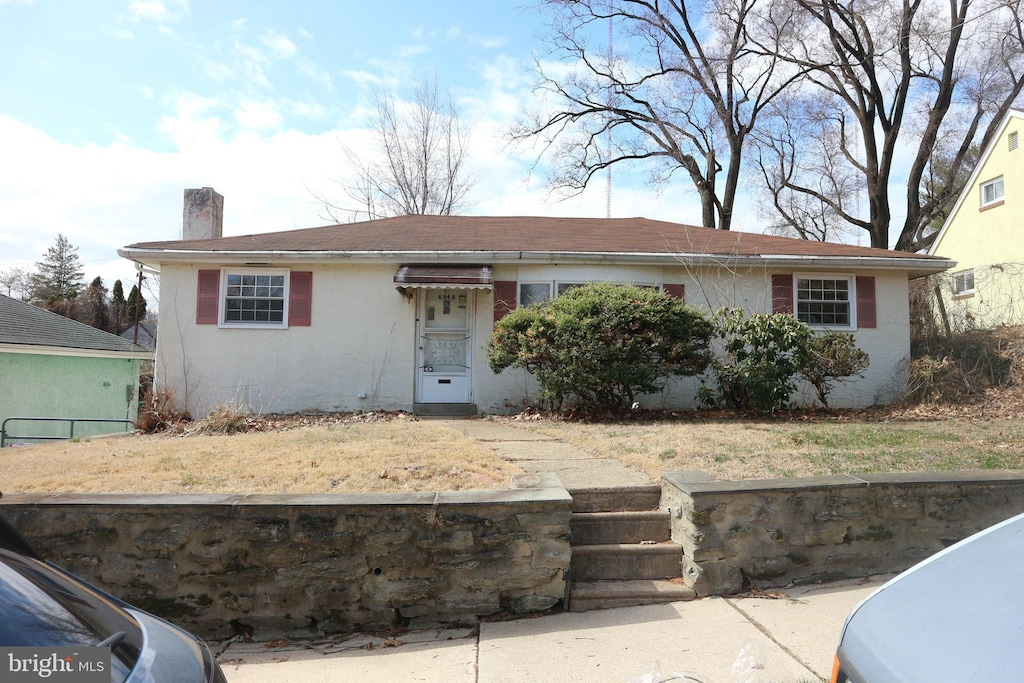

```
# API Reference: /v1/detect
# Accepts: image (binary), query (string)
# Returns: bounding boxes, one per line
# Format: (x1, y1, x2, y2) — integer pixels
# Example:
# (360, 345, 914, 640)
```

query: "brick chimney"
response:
(182, 187, 224, 240)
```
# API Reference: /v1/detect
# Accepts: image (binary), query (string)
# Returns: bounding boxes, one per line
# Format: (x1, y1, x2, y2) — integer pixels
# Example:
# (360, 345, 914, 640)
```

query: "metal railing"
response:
(1, 417, 136, 448)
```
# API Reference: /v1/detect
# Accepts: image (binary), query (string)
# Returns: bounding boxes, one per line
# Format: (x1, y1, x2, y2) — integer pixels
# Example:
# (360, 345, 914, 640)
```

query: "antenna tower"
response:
(606, 16, 613, 219)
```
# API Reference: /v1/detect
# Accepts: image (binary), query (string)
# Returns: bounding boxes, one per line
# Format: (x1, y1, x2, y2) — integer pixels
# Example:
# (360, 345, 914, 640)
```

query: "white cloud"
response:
(470, 35, 507, 49)
(261, 30, 297, 59)
(398, 44, 429, 58)
(201, 59, 234, 82)
(296, 57, 332, 90)
(235, 99, 283, 131)
(128, 0, 188, 24)
(285, 99, 327, 121)
(157, 90, 224, 149)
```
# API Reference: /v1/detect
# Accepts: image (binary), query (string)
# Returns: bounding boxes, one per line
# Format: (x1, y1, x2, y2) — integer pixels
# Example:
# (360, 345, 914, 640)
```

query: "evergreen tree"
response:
(29, 234, 85, 315)
(76, 276, 111, 331)
(111, 279, 126, 333)
(125, 284, 147, 325)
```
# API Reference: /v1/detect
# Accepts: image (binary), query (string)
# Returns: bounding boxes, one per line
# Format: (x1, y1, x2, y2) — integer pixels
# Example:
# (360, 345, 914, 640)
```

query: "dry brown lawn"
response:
(501, 412, 1024, 481)
(5, 397, 1024, 495)
(3, 417, 520, 495)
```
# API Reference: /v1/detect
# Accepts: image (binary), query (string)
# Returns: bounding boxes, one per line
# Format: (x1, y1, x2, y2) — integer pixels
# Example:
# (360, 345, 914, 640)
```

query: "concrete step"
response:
(570, 510, 671, 546)
(571, 542, 683, 581)
(413, 403, 478, 417)
(567, 485, 662, 513)
(568, 579, 697, 612)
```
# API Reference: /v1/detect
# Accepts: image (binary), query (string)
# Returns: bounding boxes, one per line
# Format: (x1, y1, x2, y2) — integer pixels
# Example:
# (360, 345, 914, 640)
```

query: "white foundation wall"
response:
(155, 263, 418, 416)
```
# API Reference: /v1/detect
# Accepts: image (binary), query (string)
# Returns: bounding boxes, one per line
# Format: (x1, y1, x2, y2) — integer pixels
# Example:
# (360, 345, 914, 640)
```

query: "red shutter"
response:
(663, 283, 685, 301)
(289, 271, 313, 326)
(196, 270, 220, 324)
(493, 280, 517, 322)
(856, 276, 876, 328)
(772, 274, 794, 314)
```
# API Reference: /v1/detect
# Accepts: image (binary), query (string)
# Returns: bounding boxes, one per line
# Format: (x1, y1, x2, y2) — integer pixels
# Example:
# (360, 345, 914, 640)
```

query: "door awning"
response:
(394, 265, 493, 289)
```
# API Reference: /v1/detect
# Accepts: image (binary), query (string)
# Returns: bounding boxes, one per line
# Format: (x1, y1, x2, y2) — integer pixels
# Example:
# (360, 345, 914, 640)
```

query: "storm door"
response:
(416, 288, 473, 403)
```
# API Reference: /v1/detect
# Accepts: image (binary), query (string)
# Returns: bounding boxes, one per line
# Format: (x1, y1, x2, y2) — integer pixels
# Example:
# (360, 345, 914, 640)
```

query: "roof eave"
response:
(0, 342, 154, 360)
(117, 248, 955, 276)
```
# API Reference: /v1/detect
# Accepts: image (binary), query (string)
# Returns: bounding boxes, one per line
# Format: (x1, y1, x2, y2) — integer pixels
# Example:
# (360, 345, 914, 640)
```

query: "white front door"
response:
(417, 288, 473, 403)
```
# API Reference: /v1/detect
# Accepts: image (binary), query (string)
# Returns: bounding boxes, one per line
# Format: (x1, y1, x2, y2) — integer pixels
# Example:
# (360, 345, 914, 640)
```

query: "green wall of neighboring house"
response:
(0, 351, 143, 442)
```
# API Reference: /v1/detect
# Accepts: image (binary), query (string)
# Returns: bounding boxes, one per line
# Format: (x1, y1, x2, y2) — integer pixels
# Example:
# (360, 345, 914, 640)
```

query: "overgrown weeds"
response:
(907, 326, 1024, 403)
(135, 387, 190, 433)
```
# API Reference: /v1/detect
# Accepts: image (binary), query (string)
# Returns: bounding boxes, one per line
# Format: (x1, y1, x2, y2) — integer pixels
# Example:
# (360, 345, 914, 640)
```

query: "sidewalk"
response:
(434, 418, 654, 489)
(218, 575, 887, 683)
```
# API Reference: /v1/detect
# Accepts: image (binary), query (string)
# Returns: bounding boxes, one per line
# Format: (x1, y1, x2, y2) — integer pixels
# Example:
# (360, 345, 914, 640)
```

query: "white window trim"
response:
(793, 273, 857, 330)
(218, 267, 291, 329)
(952, 269, 975, 297)
(980, 176, 1005, 208)
(518, 281, 553, 307)
(519, 279, 660, 307)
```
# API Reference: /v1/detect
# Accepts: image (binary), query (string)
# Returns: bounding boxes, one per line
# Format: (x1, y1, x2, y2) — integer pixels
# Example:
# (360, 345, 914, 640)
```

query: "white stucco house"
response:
(117, 189, 954, 417)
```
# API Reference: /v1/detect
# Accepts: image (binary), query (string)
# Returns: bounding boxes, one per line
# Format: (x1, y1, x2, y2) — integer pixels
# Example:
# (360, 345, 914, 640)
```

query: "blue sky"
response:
(0, 0, 720, 305)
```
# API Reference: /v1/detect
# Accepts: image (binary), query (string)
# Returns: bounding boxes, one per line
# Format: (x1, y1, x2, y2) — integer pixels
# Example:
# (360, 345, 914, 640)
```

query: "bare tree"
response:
(754, 97, 862, 242)
(0, 267, 30, 300)
(753, 0, 1024, 251)
(514, 0, 804, 230)
(317, 78, 475, 221)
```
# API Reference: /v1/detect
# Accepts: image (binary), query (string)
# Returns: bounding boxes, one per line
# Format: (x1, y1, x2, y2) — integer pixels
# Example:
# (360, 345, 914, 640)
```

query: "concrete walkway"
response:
(435, 419, 654, 490)
(218, 575, 886, 682)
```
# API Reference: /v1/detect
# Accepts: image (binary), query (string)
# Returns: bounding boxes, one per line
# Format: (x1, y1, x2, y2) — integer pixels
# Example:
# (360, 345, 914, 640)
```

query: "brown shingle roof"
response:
(124, 215, 941, 261)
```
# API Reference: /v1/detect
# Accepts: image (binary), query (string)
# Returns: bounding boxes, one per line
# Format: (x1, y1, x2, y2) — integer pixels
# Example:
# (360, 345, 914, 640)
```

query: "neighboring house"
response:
(119, 320, 157, 351)
(929, 108, 1024, 329)
(0, 294, 153, 444)
(118, 189, 953, 417)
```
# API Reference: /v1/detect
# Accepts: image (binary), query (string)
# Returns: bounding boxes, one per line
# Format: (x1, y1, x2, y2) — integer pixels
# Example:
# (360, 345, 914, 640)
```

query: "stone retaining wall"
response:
(662, 470, 1024, 596)
(0, 479, 571, 641)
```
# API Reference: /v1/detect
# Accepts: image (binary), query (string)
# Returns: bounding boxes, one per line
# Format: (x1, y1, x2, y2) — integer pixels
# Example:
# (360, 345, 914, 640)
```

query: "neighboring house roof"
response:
(0, 294, 152, 358)
(119, 321, 157, 350)
(120, 215, 953, 276)
(928, 108, 1024, 255)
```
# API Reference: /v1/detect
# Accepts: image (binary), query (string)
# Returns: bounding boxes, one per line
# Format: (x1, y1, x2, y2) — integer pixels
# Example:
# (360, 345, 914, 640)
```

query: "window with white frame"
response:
(952, 269, 975, 297)
(795, 276, 853, 327)
(981, 176, 1004, 207)
(222, 270, 288, 326)
(518, 281, 588, 305)
(519, 280, 658, 307)
(519, 282, 553, 306)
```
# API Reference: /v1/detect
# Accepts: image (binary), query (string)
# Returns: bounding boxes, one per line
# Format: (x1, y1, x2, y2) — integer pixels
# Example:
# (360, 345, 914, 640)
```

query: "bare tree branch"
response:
(515, 0, 804, 230)
(315, 78, 476, 222)
(752, 0, 1024, 250)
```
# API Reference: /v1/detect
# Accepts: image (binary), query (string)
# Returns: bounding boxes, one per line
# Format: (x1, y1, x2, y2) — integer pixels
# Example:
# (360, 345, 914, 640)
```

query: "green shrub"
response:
(703, 309, 814, 413)
(800, 331, 870, 407)
(488, 282, 715, 412)
(703, 310, 870, 412)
